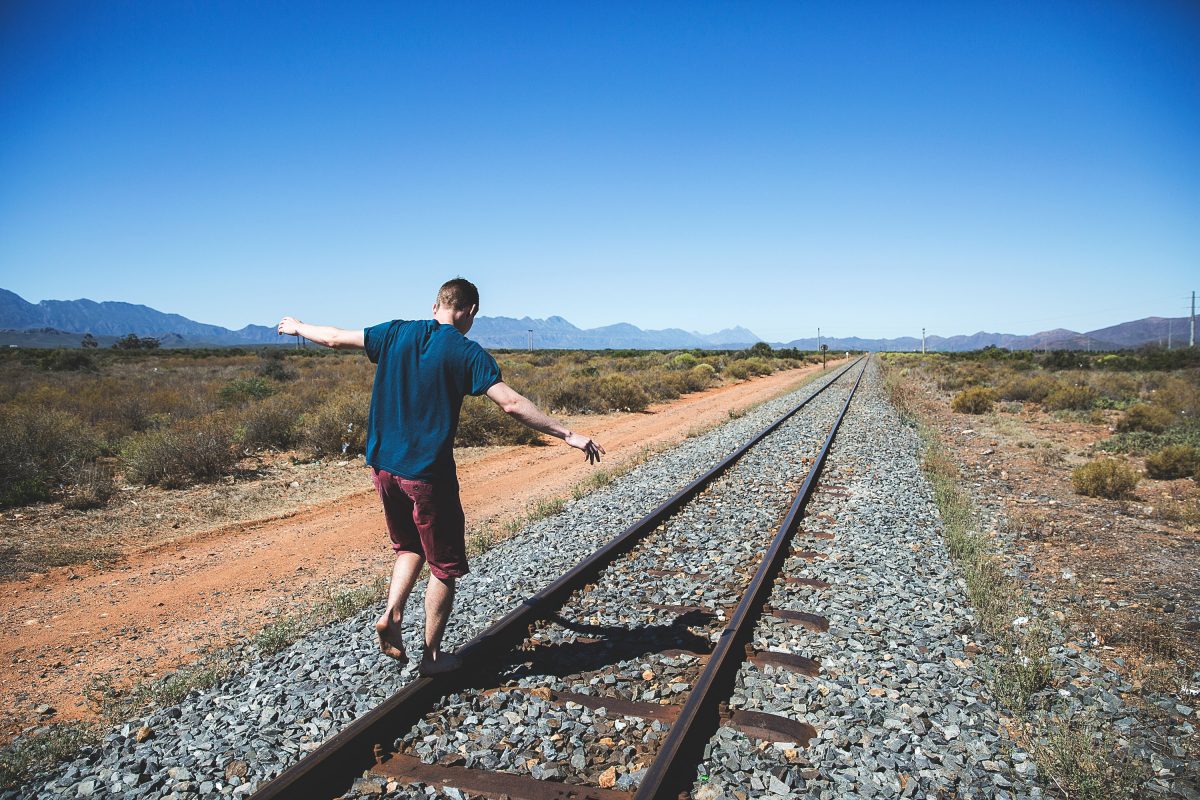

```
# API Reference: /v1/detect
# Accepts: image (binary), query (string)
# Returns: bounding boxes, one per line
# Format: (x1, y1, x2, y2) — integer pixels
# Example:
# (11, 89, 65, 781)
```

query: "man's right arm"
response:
(277, 317, 365, 349)
(485, 381, 605, 464)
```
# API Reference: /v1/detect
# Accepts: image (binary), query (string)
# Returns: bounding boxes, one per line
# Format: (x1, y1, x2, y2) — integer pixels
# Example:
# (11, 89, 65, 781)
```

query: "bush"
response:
(62, 462, 115, 510)
(1144, 445, 1200, 480)
(219, 377, 276, 406)
(0, 407, 98, 507)
(300, 390, 369, 457)
(596, 374, 650, 412)
(456, 396, 542, 446)
(671, 353, 698, 370)
(687, 363, 717, 390)
(1072, 459, 1140, 499)
(122, 414, 237, 488)
(1043, 384, 1099, 411)
(236, 395, 301, 451)
(257, 350, 297, 382)
(1116, 403, 1176, 434)
(997, 374, 1057, 403)
(726, 362, 752, 380)
(951, 386, 997, 414)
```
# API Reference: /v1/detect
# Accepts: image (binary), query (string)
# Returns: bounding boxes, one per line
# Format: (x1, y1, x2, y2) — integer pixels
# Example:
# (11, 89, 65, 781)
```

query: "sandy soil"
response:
(0, 362, 843, 744)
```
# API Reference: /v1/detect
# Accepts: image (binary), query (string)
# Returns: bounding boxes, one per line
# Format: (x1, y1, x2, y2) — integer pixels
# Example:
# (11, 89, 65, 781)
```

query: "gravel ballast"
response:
(17, 366, 851, 800)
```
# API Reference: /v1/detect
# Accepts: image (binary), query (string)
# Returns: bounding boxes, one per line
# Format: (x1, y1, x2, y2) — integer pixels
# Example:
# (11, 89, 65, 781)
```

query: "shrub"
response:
(62, 462, 115, 510)
(1116, 403, 1176, 434)
(257, 350, 297, 382)
(122, 414, 237, 488)
(456, 396, 542, 447)
(997, 374, 1057, 403)
(687, 364, 717, 390)
(726, 362, 752, 380)
(0, 407, 98, 507)
(951, 386, 997, 414)
(299, 390, 369, 457)
(597, 374, 650, 412)
(1072, 458, 1140, 499)
(671, 353, 698, 370)
(219, 377, 276, 405)
(1043, 383, 1099, 411)
(41, 350, 97, 372)
(1144, 445, 1200, 480)
(236, 395, 302, 451)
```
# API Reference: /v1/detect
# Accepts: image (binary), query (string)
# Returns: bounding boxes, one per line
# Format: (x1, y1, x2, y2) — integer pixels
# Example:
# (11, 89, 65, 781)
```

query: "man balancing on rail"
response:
(277, 278, 604, 676)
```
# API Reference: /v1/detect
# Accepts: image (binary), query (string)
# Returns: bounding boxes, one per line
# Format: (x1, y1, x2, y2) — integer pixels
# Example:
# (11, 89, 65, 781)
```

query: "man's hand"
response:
(565, 432, 605, 464)
(277, 316, 302, 336)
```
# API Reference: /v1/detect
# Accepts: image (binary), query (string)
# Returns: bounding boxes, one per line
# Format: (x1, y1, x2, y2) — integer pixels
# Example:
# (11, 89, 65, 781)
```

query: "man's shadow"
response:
(460, 608, 716, 689)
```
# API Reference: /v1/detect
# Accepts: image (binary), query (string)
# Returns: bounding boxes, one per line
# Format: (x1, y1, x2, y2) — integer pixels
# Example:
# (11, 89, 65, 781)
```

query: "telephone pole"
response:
(1191, 291, 1195, 348)
(921, 327, 926, 354)
(527, 329, 534, 352)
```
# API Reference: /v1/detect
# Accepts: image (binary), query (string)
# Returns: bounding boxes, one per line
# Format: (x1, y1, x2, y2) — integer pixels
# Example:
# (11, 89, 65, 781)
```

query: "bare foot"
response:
(374, 613, 408, 663)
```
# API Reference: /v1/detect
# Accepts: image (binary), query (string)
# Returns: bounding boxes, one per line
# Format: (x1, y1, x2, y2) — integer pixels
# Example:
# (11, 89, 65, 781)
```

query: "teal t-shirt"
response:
(363, 319, 501, 481)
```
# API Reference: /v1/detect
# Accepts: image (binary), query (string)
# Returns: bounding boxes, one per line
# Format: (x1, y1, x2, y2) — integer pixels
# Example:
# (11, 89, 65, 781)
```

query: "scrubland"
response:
(883, 347, 1199, 798)
(0, 344, 817, 513)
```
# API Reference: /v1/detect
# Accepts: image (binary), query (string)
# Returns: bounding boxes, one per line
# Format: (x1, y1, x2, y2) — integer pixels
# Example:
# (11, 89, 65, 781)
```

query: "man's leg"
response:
(422, 574, 456, 660)
(375, 551, 424, 661)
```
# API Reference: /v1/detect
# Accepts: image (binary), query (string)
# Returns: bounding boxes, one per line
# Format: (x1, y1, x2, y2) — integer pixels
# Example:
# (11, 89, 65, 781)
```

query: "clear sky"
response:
(1, 1, 1197, 342)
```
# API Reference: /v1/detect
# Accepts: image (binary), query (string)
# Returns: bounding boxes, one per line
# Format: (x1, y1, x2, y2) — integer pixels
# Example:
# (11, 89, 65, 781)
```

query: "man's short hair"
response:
(436, 278, 480, 311)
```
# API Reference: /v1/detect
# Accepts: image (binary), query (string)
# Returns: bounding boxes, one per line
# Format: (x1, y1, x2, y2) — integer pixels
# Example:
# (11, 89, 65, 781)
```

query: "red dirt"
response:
(0, 362, 842, 744)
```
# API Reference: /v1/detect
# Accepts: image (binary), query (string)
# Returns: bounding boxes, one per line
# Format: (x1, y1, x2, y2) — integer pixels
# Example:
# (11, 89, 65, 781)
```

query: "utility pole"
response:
(1168, 317, 1172, 350)
(921, 327, 926, 355)
(1191, 291, 1195, 348)
(527, 329, 534, 352)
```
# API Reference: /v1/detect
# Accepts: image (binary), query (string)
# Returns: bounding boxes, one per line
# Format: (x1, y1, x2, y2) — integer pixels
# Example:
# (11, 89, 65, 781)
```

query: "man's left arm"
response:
(485, 381, 605, 464)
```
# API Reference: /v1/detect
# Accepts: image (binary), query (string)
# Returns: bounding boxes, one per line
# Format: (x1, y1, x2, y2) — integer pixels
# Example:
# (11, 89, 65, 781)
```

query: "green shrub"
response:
(299, 390, 369, 457)
(236, 395, 301, 451)
(219, 377, 276, 405)
(997, 374, 1058, 403)
(726, 362, 752, 380)
(1144, 445, 1200, 480)
(1072, 459, 1140, 499)
(456, 396, 542, 446)
(687, 363, 717, 390)
(1044, 384, 1099, 411)
(1116, 403, 1176, 434)
(122, 414, 237, 488)
(597, 374, 650, 412)
(671, 353, 699, 369)
(0, 407, 98, 507)
(951, 386, 997, 414)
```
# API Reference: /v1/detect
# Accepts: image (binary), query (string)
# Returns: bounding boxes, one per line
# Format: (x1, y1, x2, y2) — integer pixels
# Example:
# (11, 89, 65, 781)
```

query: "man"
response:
(277, 278, 604, 675)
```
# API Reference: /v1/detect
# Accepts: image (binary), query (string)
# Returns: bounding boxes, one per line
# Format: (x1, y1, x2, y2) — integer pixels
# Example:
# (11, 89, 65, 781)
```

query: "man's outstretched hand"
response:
(277, 316, 302, 336)
(565, 432, 605, 465)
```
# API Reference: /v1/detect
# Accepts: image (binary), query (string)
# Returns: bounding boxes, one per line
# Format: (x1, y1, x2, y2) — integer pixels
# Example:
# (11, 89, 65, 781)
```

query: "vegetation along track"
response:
(252, 357, 868, 800)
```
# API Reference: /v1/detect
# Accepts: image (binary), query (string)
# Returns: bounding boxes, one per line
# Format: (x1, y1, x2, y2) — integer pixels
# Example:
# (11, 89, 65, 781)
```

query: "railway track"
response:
(252, 356, 868, 800)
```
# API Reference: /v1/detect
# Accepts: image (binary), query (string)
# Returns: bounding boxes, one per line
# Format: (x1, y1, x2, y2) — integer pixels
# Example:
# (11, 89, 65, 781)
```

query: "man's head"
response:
(432, 278, 480, 334)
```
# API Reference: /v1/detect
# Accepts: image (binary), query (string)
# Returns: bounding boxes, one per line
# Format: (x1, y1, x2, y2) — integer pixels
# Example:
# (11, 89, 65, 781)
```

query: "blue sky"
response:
(1, 1, 1197, 342)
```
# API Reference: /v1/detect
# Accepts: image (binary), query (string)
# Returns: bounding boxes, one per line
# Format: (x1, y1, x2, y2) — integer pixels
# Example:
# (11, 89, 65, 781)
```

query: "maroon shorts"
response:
(370, 468, 468, 580)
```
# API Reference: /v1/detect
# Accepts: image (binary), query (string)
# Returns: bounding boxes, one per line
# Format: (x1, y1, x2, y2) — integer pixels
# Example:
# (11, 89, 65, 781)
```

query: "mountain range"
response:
(0, 288, 1191, 352)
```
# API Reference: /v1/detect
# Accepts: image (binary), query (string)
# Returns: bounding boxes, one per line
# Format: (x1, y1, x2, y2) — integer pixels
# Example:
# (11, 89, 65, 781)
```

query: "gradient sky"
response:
(1, 1, 1197, 342)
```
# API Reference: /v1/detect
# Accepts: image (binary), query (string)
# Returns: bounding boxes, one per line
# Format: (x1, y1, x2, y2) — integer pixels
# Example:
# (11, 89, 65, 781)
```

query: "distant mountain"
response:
(780, 316, 1189, 352)
(0, 290, 763, 350)
(0, 289, 277, 345)
(455, 315, 761, 349)
(0, 288, 1190, 352)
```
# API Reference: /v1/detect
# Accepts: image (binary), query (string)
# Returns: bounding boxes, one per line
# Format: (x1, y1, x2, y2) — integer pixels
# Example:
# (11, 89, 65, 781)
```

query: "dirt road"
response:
(0, 362, 840, 743)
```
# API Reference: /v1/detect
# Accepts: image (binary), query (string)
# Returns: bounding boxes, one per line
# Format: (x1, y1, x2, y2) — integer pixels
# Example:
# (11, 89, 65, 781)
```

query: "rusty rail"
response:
(250, 357, 864, 800)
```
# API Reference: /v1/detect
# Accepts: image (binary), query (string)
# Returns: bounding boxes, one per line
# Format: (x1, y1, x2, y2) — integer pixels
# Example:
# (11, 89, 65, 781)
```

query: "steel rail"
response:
(632, 357, 869, 800)
(250, 358, 863, 800)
